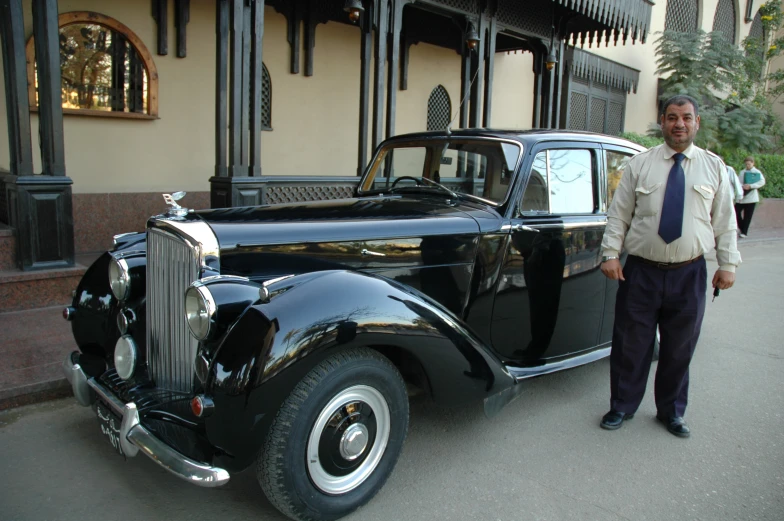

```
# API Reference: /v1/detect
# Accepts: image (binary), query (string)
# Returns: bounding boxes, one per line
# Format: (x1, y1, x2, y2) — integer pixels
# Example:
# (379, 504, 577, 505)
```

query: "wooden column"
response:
(211, 0, 268, 208)
(2, 0, 74, 270)
(482, 17, 497, 128)
(358, 0, 373, 176)
(385, 0, 405, 140)
(249, 0, 264, 176)
(0, 0, 34, 178)
(372, 0, 388, 150)
(532, 48, 543, 128)
(214, 0, 229, 178)
(457, 41, 471, 178)
(469, 15, 487, 129)
(32, 0, 66, 177)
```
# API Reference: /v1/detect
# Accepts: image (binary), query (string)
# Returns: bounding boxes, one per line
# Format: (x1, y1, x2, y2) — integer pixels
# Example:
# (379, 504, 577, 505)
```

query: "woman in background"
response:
(736, 156, 766, 238)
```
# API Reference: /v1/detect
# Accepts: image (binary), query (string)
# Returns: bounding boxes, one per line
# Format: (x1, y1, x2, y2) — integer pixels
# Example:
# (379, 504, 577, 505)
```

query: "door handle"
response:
(510, 224, 540, 233)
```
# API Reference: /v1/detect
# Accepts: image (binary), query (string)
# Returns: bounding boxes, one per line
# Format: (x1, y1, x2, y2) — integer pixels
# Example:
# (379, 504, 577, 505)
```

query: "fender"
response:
(204, 270, 514, 471)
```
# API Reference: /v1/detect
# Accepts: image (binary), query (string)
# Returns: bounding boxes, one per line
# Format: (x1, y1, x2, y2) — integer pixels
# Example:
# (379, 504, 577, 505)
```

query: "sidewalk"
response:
(1, 227, 782, 410)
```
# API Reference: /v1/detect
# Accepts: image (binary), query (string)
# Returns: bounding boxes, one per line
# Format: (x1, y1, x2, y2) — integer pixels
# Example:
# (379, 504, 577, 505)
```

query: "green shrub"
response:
(619, 131, 664, 149)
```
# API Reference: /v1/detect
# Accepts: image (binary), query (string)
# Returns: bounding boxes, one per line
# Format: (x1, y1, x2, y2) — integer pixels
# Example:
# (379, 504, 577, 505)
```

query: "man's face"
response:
(745, 160, 754, 170)
(660, 102, 700, 152)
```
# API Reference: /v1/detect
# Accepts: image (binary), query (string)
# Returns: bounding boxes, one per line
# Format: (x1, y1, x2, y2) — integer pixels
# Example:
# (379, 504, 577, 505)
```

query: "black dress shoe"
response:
(656, 414, 691, 438)
(600, 410, 634, 430)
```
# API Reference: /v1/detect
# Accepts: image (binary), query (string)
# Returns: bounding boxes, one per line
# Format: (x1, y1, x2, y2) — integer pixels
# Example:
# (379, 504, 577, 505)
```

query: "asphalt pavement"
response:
(1, 239, 782, 521)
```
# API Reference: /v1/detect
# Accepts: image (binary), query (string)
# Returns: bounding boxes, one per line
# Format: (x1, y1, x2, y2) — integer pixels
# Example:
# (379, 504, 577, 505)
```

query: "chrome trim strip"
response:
(502, 221, 606, 231)
(563, 220, 606, 229)
(63, 353, 94, 407)
(84, 376, 230, 487)
(508, 346, 611, 381)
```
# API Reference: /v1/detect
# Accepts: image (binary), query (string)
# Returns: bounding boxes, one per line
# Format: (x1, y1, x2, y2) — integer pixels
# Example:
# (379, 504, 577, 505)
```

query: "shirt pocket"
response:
(634, 183, 661, 217)
(691, 184, 715, 222)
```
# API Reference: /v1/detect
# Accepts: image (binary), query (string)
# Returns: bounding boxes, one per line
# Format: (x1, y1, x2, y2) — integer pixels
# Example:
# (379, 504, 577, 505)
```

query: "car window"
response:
(359, 139, 522, 205)
(605, 150, 634, 206)
(521, 151, 549, 212)
(521, 149, 595, 214)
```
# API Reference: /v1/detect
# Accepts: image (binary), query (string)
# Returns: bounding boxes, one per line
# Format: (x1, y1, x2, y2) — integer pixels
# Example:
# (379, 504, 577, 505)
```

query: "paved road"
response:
(2, 240, 783, 521)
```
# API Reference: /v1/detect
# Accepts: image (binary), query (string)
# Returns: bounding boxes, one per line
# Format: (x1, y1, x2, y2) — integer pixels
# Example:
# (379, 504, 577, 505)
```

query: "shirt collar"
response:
(663, 143, 696, 160)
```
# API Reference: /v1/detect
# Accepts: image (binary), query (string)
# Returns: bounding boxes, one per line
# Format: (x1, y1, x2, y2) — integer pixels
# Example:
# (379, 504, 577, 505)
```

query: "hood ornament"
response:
(162, 191, 189, 217)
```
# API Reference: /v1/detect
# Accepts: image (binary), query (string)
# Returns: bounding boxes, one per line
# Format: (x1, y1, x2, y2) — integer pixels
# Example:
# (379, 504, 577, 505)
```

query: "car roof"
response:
(382, 128, 646, 151)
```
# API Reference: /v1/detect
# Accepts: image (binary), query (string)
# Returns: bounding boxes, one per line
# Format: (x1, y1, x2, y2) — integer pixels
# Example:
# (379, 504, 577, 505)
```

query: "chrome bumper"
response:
(62, 352, 230, 488)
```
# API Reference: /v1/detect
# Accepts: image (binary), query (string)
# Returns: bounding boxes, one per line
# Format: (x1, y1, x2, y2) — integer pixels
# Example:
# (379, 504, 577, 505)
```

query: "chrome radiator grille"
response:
(146, 228, 200, 392)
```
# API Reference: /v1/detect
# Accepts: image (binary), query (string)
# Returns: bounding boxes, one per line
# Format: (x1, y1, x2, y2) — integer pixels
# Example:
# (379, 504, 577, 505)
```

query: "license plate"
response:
(96, 401, 125, 457)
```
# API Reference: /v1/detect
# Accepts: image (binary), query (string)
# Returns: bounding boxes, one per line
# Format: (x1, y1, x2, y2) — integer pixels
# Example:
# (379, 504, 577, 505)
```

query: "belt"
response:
(630, 255, 703, 270)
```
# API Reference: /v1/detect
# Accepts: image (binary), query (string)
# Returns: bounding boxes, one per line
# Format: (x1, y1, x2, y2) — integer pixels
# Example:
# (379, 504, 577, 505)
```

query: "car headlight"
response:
(108, 257, 131, 301)
(185, 284, 216, 341)
(114, 335, 138, 380)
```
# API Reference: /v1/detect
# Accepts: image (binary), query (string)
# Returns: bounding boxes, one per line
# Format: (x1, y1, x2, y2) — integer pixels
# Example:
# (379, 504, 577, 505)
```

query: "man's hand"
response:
(712, 269, 735, 290)
(601, 259, 625, 281)
(742, 184, 751, 190)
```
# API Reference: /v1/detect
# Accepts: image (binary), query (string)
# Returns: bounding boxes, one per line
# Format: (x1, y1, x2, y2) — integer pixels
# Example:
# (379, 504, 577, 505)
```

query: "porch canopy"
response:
(553, 0, 654, 46)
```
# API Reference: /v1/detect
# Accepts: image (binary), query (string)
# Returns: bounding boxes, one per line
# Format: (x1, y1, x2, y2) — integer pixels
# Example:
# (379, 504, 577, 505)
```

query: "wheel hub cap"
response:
(339, 423, 369, 461)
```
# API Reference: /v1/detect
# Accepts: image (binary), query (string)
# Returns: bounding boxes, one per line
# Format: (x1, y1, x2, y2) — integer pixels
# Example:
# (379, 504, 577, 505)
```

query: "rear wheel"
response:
(257, 348, 409, 521)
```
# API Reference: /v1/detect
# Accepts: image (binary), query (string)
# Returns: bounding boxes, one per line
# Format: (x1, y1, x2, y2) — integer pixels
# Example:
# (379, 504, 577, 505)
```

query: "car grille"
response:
(146, 227, 200, 392)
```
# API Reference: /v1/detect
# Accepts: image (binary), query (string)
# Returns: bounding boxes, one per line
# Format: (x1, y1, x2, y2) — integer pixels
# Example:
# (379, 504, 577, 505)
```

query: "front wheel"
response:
(257, 348, 409, 521)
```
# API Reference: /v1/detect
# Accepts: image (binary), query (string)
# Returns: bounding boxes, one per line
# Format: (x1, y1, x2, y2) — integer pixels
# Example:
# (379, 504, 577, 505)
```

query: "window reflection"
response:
(53, 23, 148, 113)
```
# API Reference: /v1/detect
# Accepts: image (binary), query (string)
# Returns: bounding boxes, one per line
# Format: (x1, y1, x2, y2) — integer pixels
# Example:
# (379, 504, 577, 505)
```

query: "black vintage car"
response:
(63, 129, 645, 521)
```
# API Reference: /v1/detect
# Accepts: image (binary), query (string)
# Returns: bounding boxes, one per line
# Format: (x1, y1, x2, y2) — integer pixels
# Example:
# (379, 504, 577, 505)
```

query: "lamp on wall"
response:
(465, 22, 480, 50)
(745, 0, 754, 23)
(545, 47, 558, 71)
(343, 0, 364, 23)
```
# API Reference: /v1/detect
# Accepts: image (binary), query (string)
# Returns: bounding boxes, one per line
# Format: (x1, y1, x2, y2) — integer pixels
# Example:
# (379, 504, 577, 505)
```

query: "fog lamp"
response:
(114, 334, 138, 380)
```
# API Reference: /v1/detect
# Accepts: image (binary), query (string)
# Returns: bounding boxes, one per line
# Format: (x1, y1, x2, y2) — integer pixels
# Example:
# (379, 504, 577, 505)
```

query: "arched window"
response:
(262, 63, 272, 130)
(748, 11, 765, 61)
(664, 0, 699, 32)
(426, 85, 451, 131)
(713, 0, 737, 43)
(748, 10, 763, 40)
(26, 12, 158, 119)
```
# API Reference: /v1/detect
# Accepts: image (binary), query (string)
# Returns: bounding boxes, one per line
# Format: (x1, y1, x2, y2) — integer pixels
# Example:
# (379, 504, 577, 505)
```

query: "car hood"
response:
(194, 195, 486, 250)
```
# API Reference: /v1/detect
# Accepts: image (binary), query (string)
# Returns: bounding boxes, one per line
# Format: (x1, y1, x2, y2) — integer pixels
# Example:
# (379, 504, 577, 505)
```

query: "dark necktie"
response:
(658, 153, 686, 244)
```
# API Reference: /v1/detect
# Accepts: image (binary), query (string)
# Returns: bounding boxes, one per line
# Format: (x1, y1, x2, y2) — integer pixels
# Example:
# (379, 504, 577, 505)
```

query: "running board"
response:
(483, 346, 610, 418)
(507, 346, 611, 381)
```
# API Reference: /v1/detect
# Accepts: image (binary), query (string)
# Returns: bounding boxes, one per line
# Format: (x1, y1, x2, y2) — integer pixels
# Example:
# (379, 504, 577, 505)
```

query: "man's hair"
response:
(661, 95, 699, 117)
(744, 156, 755, 163)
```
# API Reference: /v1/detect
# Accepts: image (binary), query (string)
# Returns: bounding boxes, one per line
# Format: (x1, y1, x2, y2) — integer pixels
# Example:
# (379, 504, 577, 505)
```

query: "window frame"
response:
(25, 11, 159, 120)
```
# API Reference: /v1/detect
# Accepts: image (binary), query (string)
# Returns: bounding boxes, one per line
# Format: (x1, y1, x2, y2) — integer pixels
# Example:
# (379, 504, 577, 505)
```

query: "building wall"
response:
(0, 0, 535, 195)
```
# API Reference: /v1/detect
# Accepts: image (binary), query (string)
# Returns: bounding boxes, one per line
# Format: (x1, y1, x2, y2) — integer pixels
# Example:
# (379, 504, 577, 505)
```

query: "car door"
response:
(598, 144, 641, 345)
(491, 141, 607, 365)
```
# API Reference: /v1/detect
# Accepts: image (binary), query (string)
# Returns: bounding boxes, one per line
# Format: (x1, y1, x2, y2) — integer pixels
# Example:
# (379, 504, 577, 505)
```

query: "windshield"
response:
(358, 139, 523, 205)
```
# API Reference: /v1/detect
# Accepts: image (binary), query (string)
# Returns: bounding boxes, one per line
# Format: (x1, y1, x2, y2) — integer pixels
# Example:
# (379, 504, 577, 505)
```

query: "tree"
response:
(651, 3, 784, 154)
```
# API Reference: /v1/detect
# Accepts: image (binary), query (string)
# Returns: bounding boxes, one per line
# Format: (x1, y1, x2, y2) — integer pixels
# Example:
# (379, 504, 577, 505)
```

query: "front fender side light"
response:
(185, 284, 216, 341)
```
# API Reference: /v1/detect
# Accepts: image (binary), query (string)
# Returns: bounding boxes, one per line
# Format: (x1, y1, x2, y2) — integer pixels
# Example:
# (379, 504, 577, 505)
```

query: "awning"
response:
(567, 47, 641, 93)
(553, 0, 654, 45)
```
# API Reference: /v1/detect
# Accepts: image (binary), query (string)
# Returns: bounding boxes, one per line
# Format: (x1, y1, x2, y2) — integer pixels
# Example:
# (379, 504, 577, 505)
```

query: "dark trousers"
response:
(610, 256, 707, 418)
(735, 203, 756, 235)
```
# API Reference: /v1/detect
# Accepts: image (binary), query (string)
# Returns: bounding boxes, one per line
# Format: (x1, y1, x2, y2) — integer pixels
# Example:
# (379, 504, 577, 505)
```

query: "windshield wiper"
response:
(419, 177, 459, 199)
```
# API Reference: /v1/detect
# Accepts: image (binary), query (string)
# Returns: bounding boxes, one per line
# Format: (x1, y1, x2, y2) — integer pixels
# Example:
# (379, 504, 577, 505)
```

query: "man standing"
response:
(598, 95, 740, 437)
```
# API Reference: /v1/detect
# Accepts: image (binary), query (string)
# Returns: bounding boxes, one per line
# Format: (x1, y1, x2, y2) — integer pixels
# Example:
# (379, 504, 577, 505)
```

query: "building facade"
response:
(0, 0, 769, 268)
